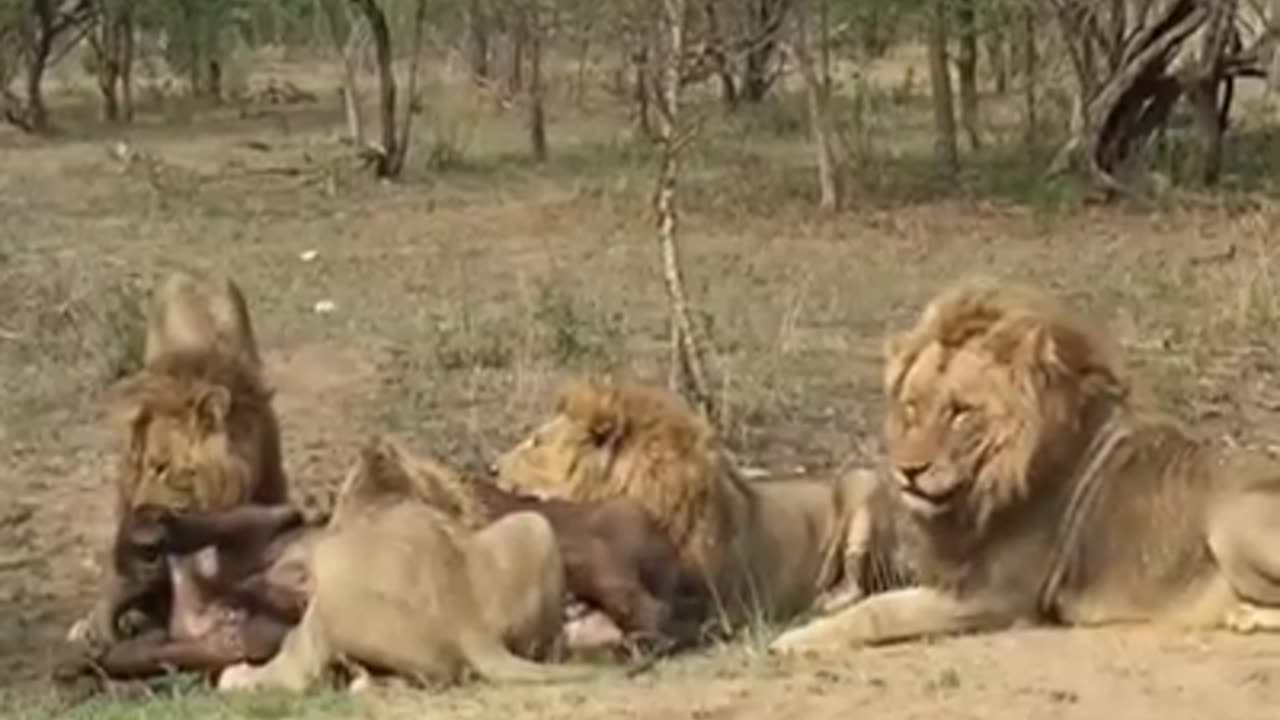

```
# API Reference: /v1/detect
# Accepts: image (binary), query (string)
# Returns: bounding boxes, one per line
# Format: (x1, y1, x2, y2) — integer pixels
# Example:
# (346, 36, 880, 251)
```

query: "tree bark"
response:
(633, 43, 655, 140)
(527, 2, 548, 162)
(956, 0, 982, 151)
(318, 0, 366, 146)
(1050, 0, 1209, 191)
(119, 6, 133, 121)
(388, 0, 429, 177)
(468, 0, 490, 81)
(741, 0, 789, 103)
(987, 21, 1008, 94)
(1020, 5, 1038, 145)
(655, 0, 718, 427)
(702, 0, 738, 107)
(926, 0, 958, 173)
(509, 8, 526, 97)
(92, 0, 133, 123)
(22, 0, 56, 133)
(1185, 0, 1237, 186)
(350, 0, 399, 178)
(789, 0, 841, 211)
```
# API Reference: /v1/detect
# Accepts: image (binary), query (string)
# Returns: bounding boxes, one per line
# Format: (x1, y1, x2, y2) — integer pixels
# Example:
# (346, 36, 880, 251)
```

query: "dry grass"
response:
(3, 44, 1280, 719)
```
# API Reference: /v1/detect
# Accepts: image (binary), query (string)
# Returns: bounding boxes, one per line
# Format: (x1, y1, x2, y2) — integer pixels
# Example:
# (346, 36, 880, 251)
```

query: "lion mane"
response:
(770, 277, 1280, 654)
(494, 374, 877, 630)
(110, 347, 288, 514)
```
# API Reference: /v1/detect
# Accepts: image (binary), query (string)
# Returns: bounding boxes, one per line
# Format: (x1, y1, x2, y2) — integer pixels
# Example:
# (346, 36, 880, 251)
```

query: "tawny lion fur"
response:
(494, 375, 881, 630)
(771, 277, 1280, 654)
(218, 436, 581, 693)
(400, 444, 712, 650)
(69, 272, 288, 649)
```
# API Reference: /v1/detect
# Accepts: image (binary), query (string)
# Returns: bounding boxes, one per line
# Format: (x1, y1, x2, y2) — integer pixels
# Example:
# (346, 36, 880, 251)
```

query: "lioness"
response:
(770, 277, 1280, 653)
(492, 375, 877, 632)
(395, 450, 712, 653)
(217, 436, 580, 692)
(70, 271, 288, 649)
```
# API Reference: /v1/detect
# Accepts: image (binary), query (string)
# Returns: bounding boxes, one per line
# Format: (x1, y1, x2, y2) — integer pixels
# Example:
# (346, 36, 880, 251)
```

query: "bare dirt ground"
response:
(4, 54, 1280, 718)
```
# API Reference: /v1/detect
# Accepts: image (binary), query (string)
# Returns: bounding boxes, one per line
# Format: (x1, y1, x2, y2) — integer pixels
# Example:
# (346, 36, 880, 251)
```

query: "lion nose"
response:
(897, 462, 930, 485)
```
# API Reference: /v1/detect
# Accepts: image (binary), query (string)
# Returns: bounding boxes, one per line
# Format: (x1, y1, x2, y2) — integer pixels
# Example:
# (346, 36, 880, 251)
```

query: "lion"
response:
(143, 270, 263, 370)
(217, 436, 607, 693)
(769, 277, 1280, 654)
(69, 271, 288, 649)
(492, 375, 882, 632)
(386, 445, 712, 654)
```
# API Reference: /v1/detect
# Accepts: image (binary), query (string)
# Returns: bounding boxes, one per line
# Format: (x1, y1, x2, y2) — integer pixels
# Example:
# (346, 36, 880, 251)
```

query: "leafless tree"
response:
(653, 0, 719, 426)
(927, 0, 959, 173)
(786, 0, 842, 210)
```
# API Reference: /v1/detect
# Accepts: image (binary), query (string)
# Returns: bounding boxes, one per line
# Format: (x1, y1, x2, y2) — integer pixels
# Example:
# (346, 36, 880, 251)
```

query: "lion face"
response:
(493, 414, 610, 500)
(883, 341, 1029, 520)
(118, 383, 254, 515)
(882, 280, 1127, 527)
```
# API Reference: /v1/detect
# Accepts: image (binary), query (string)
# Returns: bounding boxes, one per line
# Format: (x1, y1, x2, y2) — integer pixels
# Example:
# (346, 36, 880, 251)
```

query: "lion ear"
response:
(194, 385, 232, 432)
(881, 333, 908, 393)
(992, 318, 1079, 384)
(588, 408, 623, 445)
(104, 375, 149, 430)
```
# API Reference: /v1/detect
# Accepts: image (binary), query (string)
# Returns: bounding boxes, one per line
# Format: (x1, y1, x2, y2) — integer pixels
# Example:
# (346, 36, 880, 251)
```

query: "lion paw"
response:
(767, 624, 841, 657)
(217, 662, 263, 692)
(65, 613, 114, 650)
(1223, 603, 1280, 635)
(816, 583, 866, 616)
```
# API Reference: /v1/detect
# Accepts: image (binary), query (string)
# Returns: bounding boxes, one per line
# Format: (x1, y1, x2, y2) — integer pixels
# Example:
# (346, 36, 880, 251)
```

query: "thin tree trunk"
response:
(93, 0, 127, 122)
(633, 44, 654, 139)
(818, 0, 831, 95)
(119, 7, 133, 121)
(956, 0, 982, 151)
(350, 0, 399, 178)
(1186, 0, 1237, 186)
(468, 0, 490, 81)
(1020, 5, 1038, 145)
(790, 0, 841, 211)
(527, 2, 548, 162)
(389, 0, 429, 177)
(655, 0, 717, 427)
(573, 26, 591, 108)
(319, 0, 366, 146)
(22, 0, 56, 133)
(702, 0, 738, 107)
(988, 23, 1008, 94)
(742, 0, 786, 103)
(926, 0, 958, 173)
(509, 9, 526, 97)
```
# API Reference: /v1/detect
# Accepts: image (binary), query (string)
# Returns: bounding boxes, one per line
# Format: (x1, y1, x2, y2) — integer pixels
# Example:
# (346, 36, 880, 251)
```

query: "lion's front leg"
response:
(768, 586, 1021, 655)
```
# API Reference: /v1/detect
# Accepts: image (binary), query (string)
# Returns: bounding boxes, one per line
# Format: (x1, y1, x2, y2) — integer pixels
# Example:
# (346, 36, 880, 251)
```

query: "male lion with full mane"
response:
(770, 277, 1280, 653)
(69, 271, 288, 649)
(493, 374, 891, 632)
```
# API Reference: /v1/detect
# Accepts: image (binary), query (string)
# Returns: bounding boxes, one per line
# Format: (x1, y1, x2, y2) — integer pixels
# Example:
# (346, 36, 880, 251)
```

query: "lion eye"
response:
(949, 401, 977, 424)
(148, 461, 169, 478)
(901, 401, 919, 424)
(169, 470, 194, 491)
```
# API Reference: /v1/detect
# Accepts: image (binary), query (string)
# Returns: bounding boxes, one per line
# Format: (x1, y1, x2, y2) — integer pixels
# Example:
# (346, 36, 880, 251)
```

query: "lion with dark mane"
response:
(493, 375, 891, 632)
(68, 271, 288, 649)
(771, 277, 1280, 653)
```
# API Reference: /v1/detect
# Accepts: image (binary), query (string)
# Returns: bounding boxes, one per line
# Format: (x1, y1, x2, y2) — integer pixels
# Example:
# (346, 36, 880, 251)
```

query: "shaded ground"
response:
(3, 61, 1280, 718)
